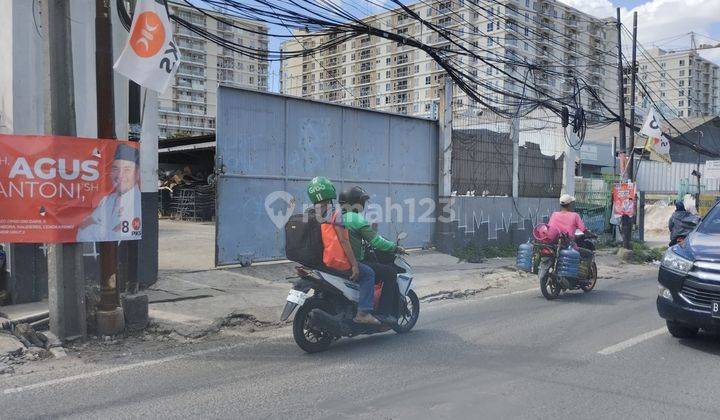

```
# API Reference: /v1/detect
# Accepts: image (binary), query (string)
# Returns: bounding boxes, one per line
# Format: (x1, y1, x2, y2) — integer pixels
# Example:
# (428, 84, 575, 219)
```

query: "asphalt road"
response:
(3, 266, 720, 419)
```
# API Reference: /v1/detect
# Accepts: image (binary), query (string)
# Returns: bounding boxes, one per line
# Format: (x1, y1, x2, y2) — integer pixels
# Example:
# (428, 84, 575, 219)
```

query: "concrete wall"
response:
(436, 196, 558, 253)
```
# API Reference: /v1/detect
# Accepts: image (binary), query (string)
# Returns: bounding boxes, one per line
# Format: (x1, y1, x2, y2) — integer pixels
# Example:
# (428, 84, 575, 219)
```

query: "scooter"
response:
(280, 247, 420, 353)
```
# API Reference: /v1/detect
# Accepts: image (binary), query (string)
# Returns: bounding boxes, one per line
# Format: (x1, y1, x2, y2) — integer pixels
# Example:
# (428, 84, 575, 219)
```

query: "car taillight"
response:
(540, 247, 554, 256)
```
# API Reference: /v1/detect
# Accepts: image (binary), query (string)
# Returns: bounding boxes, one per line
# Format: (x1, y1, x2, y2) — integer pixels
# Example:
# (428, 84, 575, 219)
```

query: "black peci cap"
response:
(114, 143, 139, 165)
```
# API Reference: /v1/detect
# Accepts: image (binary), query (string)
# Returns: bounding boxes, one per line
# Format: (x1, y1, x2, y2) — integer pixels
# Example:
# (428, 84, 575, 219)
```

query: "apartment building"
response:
(280, 0, 618, 119)
(626, 48, 720, 118)
(159, 3, 269, 138)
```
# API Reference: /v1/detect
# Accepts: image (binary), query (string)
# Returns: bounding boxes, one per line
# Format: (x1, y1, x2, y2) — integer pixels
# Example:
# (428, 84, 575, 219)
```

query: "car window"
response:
(698, 203, 720, 234)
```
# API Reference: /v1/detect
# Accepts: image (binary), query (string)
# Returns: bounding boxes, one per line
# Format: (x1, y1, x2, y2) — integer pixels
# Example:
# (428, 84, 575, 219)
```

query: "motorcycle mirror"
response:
(397, 231, 408, 243)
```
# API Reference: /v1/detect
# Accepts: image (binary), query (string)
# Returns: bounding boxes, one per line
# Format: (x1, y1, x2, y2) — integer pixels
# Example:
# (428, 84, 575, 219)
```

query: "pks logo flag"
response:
(114, 0, 180, 93)
(640, 108, 672, 164)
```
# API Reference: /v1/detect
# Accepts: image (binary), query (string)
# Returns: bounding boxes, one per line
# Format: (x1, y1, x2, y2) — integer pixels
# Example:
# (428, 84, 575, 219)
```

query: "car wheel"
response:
(666, 320, 699, 338)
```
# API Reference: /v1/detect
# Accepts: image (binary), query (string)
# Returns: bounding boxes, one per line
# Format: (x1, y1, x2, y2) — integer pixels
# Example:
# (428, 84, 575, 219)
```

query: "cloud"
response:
(559, 0, 720, 64)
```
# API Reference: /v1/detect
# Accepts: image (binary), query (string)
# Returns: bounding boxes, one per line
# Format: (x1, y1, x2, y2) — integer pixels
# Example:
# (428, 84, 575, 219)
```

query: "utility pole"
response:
(612, 136, 617, 179)
(695, 130, 704, 201)
(95, 0, 125, 335)
(616, 8, 631, 249)
(511, 116, 520, 198)
(42, 0, 86, 341)
(616, 8, 627, 160)
(438, 77, 453, 198)
(628, 12, 638, 182)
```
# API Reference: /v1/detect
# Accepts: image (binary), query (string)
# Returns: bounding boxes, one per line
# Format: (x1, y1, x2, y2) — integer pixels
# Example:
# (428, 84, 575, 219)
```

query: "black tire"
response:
(393, 289, 420, 334)
(292, 300, 333, 353)
(540, 272, 561, 300)
(581, 262, 598, 292)
(666, 320, 699, 339)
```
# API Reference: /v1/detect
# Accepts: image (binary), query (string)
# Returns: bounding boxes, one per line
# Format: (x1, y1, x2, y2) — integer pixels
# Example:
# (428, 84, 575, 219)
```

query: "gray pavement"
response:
(3, 261, 718, 419)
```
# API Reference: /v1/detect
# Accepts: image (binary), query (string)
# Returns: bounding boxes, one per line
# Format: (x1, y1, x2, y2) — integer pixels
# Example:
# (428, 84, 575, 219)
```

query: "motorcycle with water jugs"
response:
(280, 236, 420, 353)
(519, 229, 598, 300)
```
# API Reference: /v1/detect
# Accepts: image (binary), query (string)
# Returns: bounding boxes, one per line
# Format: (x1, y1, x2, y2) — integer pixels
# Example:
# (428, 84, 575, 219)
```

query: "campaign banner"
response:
(0, 135, 142, 243)
(612, 182, 637, 218)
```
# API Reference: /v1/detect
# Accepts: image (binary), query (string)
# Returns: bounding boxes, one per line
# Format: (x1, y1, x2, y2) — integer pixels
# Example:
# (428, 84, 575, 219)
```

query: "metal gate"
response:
(215, 87, 438, 266)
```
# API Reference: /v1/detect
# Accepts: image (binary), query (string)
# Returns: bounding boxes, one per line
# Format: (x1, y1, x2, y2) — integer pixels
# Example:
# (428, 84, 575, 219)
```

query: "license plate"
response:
(287, 289, 308, 305)
(712, 302, 720, 319)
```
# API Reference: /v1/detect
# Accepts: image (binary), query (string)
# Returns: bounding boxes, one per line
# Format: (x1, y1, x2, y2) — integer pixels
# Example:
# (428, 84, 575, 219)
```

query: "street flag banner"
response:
(113, 0, 180, 93)
(640, 108, 672, 163)
(0, 135, 142, 243)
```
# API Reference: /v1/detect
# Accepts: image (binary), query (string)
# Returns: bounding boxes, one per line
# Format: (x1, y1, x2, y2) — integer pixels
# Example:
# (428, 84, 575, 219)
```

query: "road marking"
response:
(597, 327, 667, 355)
(2, 342, 249, 396)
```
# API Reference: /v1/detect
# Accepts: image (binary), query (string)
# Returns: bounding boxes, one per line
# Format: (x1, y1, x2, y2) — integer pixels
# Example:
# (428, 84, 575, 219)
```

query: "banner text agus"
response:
(0, 135, 142, 243)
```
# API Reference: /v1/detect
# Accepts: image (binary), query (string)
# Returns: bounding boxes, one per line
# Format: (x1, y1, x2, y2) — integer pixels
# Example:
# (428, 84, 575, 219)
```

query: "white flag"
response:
(640, 108, 671, 162)
(113, 0, 181, 93)
(640, 108, 663, 139)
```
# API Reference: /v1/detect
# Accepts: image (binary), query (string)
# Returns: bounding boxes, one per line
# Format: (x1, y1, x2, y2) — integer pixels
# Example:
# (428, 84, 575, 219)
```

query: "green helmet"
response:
(307, 176, 337, 204)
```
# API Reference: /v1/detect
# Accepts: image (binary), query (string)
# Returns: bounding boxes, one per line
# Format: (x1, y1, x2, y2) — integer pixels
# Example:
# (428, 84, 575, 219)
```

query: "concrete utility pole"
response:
(119, 80, 141, 294)
(42, 0, 87, 341)
(628, 12, 638, 182)
(563, 128, 578, 197)
(616, 8, 631, 250)
(511, 117, 520, 198)
(95, 0, 125, 335)
(438, 77, 453, 197)
(616, 8, 627, 159)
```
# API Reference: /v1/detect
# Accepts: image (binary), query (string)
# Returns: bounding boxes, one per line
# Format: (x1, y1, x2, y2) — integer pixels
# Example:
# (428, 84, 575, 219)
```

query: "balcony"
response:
(177, 67, 205, 79)
(173, 83, 205, 93)
(177, 44, 206, 55)
(176, 29, 204, 41)
(174, 96, 206, 105)
(184, 55, 206, 65)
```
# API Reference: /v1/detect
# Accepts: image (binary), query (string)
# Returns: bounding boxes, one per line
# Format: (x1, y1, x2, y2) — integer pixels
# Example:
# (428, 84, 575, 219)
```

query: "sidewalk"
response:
(146, 250, 532, 338)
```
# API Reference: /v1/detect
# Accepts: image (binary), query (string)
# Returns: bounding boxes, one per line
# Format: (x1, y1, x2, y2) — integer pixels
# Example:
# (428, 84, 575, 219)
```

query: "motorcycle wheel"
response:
(540, 272, 561, 300)
(393, 290, 420, 334)
(292, 300, 333, 353)
(581, 262, 598, 292)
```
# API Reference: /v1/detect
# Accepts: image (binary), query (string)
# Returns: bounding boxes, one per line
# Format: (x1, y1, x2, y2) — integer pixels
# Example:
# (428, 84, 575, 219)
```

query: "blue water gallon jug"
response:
(557, 246, 580, 278)
(516, 241, 534, 272)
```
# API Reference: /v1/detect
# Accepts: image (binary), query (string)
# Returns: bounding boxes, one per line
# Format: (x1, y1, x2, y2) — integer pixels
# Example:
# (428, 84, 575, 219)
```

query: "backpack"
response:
(321, 212, 351, 271)
(285, 209, 323, 267)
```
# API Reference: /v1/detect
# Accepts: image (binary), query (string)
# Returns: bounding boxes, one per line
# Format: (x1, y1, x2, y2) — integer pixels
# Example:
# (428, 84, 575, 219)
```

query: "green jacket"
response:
(342, 211, 396, 261)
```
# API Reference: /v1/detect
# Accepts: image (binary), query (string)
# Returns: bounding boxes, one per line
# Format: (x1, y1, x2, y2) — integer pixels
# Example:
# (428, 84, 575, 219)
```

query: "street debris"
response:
(0, 324, 70, 375)
(0, 361, 13, 375)
(14, 323, 45, 348)
(0, 333, 24, 356)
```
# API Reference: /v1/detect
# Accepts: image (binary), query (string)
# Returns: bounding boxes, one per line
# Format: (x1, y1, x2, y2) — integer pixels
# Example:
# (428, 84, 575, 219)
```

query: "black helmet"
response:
(339, 186, 370, 210)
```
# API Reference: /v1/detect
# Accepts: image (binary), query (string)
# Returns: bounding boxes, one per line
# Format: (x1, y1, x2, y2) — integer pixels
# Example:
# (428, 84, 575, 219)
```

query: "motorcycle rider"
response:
(306, 177, 380, 325)
(668, 200, 700, 246)
(338, 186, 405, 316)
(548, 194, 596, 253)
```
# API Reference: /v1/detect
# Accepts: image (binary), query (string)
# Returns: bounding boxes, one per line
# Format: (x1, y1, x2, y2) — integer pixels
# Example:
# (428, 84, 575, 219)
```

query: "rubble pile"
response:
(0, 323, 67, 375)
(159, 166, 216, 221)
